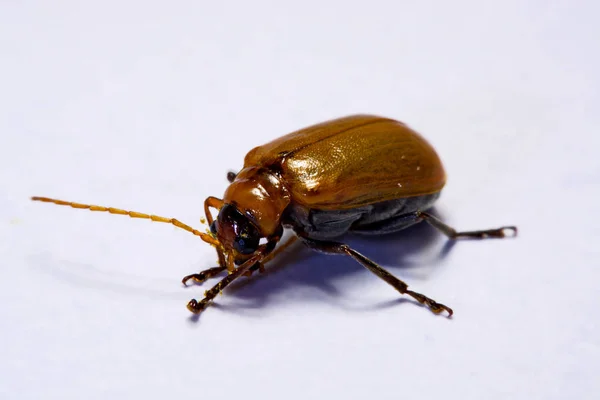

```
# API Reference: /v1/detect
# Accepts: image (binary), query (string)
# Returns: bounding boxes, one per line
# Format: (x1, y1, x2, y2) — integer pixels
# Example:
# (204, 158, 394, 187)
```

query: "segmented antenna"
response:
(31, 196, 219, 246)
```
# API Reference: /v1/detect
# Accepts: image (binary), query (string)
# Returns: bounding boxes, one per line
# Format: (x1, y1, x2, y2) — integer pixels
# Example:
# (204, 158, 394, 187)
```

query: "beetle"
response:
(32, 114, 517, 317)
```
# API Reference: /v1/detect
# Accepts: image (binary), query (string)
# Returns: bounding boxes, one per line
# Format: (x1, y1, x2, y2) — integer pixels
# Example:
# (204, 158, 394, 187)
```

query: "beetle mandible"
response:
(32, 115, 517, 317)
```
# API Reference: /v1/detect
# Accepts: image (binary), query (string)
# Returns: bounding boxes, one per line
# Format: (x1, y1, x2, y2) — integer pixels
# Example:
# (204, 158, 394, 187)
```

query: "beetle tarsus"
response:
(181, 266, 227, 286)
(186, 254, 262, 314)
(416, 211, 518, 240)
(451, 225, 518, 239)
(187, 299, 208, 313)
(182, 274, 206, 286)
(406, 290, 453, 316)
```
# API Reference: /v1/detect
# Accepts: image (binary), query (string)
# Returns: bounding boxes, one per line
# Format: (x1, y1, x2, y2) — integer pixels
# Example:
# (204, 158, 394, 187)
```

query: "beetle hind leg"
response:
(416, 211, 517, 239)
(300, 237, 453, 316)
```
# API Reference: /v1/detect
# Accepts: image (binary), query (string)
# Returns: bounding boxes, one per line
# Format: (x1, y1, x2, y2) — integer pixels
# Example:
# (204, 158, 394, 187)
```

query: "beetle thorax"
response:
(222, 167, 290, 237)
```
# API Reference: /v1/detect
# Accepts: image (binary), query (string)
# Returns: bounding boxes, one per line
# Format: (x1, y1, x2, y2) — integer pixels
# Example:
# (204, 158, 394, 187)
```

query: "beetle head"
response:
(211, 203, 262, 257)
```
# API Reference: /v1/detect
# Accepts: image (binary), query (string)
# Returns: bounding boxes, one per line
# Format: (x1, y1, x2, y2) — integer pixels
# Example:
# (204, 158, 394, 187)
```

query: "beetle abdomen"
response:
(284, 192, 440, 240)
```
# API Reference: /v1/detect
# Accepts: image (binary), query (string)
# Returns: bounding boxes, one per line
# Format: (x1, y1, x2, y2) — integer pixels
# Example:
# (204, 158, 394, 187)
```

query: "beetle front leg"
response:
(182, 249, 228, 285)
(186, 242, 278, 314)
(182, 266, 227, 286)
(187, 260, 256, 313)
(300, 236, 453, 317)
(241, 235, 298, 277)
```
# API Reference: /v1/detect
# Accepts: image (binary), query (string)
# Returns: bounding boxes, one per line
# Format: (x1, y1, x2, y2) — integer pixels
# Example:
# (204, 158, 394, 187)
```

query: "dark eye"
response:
(233, 235, 259, 255)
(210, 221, 217, 235)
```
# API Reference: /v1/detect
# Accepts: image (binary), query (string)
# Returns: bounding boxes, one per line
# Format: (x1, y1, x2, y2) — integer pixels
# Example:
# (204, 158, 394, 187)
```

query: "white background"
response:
(1, 1, 598, 399)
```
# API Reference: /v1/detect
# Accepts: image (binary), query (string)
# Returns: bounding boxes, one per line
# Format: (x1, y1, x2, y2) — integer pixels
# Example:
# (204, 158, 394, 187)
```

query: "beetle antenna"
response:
(31, 196, 220, 247)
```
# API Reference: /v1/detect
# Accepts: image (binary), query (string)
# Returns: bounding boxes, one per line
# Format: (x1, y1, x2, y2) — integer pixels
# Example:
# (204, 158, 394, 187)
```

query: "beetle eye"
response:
(210, 221, 217, 235)
(233, 235, 259, 255)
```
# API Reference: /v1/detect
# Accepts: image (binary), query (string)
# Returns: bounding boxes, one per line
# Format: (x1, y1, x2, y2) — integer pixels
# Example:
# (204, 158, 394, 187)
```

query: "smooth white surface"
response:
(1, 1, 599, 399)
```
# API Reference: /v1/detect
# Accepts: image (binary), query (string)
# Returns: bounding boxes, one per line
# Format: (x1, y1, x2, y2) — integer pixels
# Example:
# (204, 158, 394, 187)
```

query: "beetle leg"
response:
(415, 211, 517, 239)
(186, 245, 275, 314)
(186, 228, 284, 313)
(182, 266, 227, 286)
(242, 235, 299, 277)
(181, 248, 240, 286)
(187, 260, 256, 314)
(300, 237, 453, 317)
(182, 244, 228, 284)
(243, 262, 265, 277)
(262, 235, 298, 264)
(244, 235, 298, 276)
(225, 252, 237, 273)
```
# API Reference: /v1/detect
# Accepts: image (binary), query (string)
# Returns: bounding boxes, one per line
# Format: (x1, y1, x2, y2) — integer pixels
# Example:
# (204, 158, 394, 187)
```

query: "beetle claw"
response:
(182, 274, 201, 286)
(429, 302, 453, 317)
(187, 298, 209, 314)
(501, 226, 518, 237)
(187, 299, 200, 313)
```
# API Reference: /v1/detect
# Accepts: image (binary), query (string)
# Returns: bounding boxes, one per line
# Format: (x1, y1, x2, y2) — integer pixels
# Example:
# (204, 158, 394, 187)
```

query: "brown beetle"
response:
(32, 115, 516, 317)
